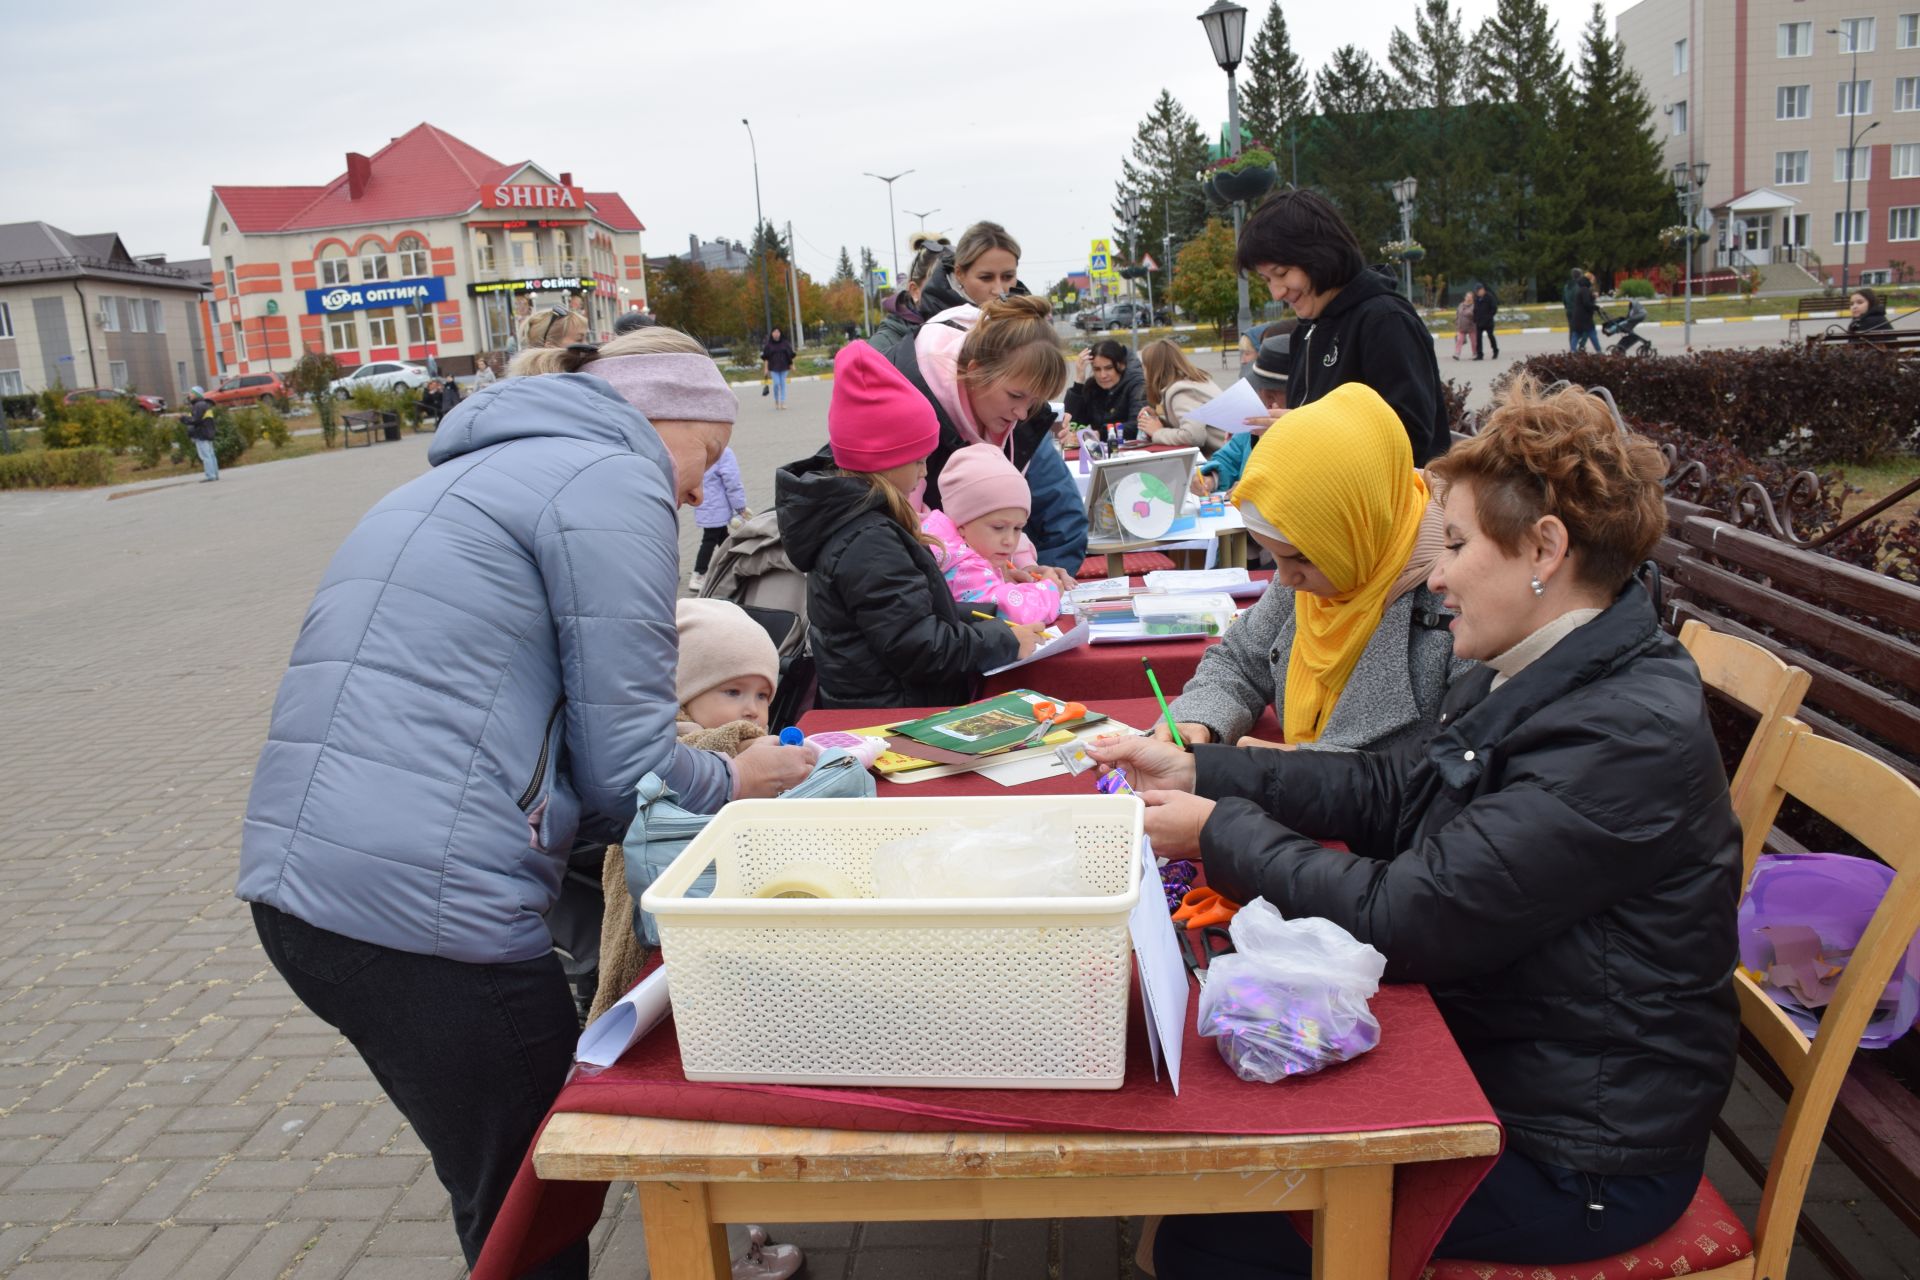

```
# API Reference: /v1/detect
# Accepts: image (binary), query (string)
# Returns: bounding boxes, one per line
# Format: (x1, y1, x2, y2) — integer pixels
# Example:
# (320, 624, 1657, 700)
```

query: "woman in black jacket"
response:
(1847, 287, 1894, 340)
(1095, 378, 1740, 1277)
(1062, 339, 1144, 443)
(776, 341, 1040, 708)
(1236, 190, 1451, 464)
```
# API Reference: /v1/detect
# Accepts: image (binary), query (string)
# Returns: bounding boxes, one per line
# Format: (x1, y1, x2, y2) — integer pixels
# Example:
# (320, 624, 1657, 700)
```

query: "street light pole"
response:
(864, 170, 914, 282)
(1123, 193, 1142, 354)
(1827, 28, 1876, 291)
(1198, 2, 1253, 340)
(903, 208, 941, 231)
(1392, 176, 1419, 303)
(741, 119, 774, 340)
(1672, 160, 1710, 350)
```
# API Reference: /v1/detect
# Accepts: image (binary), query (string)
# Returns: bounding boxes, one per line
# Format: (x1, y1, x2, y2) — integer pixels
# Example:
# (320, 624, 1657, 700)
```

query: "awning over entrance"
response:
(1720, 187, 1802, 214)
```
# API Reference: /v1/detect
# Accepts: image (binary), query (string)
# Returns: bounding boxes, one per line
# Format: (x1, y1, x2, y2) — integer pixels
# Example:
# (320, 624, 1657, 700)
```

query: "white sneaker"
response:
(689, 573, 705, 593)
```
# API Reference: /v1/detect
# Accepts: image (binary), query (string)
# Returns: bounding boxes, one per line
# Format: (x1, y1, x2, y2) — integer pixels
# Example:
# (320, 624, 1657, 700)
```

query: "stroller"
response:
(1601, 298, 1655, 357)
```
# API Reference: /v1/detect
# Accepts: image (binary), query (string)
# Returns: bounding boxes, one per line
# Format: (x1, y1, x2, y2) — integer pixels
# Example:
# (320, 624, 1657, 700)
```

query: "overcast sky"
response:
(4, 0, 1638, 285)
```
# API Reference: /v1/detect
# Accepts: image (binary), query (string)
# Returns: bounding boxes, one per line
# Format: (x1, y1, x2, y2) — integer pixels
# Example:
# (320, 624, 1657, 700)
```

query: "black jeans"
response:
(1154, 1145, 1702, 1279)
(1475, 322, 1499, 358)
(694, 523, 729, 575)
(252, 904, 588, 1279)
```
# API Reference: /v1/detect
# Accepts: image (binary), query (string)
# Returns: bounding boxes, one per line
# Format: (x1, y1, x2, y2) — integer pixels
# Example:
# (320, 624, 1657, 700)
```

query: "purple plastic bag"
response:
(1738, 853, 1920, 1049)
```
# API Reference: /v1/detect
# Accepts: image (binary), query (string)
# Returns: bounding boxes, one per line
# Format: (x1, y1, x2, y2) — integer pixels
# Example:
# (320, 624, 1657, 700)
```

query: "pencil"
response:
(971, 610, 1019, 630)
(1142, 657, 1186, 749)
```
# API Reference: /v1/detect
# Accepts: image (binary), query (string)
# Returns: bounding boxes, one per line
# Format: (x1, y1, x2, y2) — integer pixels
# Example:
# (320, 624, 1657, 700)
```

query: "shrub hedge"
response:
(0, 447, 115, 489)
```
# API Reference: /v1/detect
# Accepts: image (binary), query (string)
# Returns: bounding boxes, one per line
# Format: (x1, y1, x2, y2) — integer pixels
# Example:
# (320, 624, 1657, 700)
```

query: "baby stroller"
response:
(1601, 298, 1655, 357)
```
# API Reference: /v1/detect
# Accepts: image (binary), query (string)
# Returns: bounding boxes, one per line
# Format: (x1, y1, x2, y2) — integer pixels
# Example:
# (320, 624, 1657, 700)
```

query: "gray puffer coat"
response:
(237, 373, 733, 964)
(1168, 584, 1467, 748)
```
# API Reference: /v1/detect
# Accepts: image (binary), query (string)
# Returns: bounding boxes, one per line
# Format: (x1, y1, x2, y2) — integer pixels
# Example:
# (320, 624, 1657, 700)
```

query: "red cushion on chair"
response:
(1422, 1176, 1752, 1280)
(1076, 553, 1176, 579)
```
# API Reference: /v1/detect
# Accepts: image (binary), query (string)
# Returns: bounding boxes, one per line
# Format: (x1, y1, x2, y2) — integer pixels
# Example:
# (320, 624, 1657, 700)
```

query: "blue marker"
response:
(779, 726, 805, 747)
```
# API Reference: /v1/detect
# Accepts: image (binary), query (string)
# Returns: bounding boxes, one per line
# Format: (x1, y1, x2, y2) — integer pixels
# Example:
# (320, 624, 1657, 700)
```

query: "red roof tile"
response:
(211, 124, 643, 235)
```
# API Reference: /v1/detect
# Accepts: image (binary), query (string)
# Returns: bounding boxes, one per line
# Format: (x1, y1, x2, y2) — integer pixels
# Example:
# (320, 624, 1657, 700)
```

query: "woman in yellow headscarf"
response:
(1158, 382, 1467, 749)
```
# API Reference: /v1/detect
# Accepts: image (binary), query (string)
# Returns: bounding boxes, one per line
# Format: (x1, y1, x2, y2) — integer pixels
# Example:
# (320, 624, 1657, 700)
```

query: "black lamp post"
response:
(1827, 26, 1878, 291)
(1670, 160, 1710, 349)
(1391, 176, 1419, 303)
(1197, 0, 1252, 339)
(741, 119, 775, 340)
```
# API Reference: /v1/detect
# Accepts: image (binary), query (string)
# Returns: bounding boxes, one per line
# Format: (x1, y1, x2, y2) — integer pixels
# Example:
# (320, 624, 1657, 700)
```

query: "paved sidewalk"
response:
(0, 378, 1908, 1279)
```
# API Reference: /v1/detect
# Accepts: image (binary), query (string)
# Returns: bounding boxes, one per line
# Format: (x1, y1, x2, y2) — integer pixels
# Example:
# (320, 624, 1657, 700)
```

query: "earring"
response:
(1530, 575, 1546, 597)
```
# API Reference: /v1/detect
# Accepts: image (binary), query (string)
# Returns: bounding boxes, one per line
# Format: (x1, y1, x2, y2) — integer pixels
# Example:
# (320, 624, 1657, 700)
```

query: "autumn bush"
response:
(0, 447, 115, 489)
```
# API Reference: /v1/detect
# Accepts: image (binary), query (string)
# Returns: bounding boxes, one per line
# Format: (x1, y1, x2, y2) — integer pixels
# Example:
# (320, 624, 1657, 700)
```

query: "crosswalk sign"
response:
(1090, 252, 1109, 272)
(870, 268, 891, 290)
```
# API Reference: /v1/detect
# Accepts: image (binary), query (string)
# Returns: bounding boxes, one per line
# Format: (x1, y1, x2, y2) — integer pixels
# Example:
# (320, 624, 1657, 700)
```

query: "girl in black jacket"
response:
(775, 342, 1041, 708)
(1062, 339, 1145, 443)
(1096, 378, 1740, 1277)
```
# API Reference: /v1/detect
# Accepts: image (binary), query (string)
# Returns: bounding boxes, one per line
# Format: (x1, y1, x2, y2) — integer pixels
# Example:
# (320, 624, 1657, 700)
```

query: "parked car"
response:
(1073, 301, 1167, 332)
(65, 387, 166, 414)
(327, 361, 430, 400)
(205, 373, 290, 412)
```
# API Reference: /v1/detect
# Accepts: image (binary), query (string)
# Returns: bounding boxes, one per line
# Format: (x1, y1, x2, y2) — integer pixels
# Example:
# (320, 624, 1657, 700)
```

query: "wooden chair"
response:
(1678, 619, 1811, 878)
(1425, 719, 1920, 1280)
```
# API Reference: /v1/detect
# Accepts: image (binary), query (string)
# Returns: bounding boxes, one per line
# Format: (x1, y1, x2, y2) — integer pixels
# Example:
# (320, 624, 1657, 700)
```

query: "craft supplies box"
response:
(641, 795, 1144, 1090)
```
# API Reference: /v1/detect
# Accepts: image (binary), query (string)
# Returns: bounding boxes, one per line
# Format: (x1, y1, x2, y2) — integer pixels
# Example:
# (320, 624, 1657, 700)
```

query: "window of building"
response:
(129, 298, 147, 333)
(1778, 84, 1811, 118)
(1900, 77, 1920, 112)
(149, 300, 164, 333)
(406, 308, 436, 344)
(1839, 79, 1874, 116)
(476, 238, 497, 273)
(1776, 150, 1810, 184)
(1841, 17, 1876, 53)
(360, 251, 391, 281)
(0, 370, 23, 396)
(108, 360, 127, 387)
(1892, 207, 1920, 240)
(1896, 143, 1920, 177)
(224, 255, 235, 293)
(1837, 146, 1873, 181)
(327, 313, 359, 353)
(318, 247, 350, 286)
(0, 301, 11, 339)
(1835, 208, 1870, 244)
(1672, 100, 1689, 134)
(1673, 38, 1688, 75)
(176, 361, 188, 393)
(1779, 21, 1812, 57)
(233, 322, 246, 363)
(1860, 268, 1893, 285)
(553, 230, 576, 271)
(365, 309, 398, 347)
(98, 296, 119, 332)
(397, 235, 429, 277)
(1902, 13, 1920, 48)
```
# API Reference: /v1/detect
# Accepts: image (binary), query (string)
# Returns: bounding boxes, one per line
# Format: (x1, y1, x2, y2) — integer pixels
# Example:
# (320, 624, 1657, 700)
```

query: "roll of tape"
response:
(753, 864, 855, 900)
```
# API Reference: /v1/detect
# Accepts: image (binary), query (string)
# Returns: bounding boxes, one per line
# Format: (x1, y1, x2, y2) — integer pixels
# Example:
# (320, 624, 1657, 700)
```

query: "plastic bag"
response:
(1739, 852, 1920, 1049)
(870, 811, 1083, 898)
(1196, 898, 1386, 1082)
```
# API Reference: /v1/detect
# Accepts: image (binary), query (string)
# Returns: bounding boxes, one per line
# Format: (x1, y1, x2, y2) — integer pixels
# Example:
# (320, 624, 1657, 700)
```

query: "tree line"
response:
(645, 222, 872, 345)
(1105, 0, 1675, 310)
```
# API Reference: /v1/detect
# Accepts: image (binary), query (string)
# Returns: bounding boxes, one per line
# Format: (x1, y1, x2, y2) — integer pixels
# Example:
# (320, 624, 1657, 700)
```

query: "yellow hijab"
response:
(1232, 383, 1431, 743)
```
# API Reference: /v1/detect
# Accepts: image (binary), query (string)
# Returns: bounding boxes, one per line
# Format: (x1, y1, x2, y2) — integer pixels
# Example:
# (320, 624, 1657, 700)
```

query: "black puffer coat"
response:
(775, 449, 1018, 708)
(1063, 350, 1147, 434)
(1288, 268, 1451, 464)
(1196, 582, 1740, 1176)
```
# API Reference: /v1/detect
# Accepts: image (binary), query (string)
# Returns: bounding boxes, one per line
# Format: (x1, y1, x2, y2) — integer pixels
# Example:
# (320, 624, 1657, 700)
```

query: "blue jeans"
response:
(1577, 327, 1604, 354)
(1154, 1145, 1702, 1278)
(770, 369, 789, 403)
(193, 437, 218, 479)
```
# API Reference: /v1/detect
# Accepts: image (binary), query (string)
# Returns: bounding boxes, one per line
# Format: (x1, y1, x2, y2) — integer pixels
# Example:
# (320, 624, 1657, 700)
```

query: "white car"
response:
(328, 361, 430, 400)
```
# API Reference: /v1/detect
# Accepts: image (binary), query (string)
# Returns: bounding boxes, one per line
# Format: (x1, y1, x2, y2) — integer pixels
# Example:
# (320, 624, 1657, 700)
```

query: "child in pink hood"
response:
(923, 444, 1063, 625)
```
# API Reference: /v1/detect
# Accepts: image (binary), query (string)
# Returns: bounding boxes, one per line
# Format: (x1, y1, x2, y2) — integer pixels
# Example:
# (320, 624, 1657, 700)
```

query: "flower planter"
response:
(1399, 247, 1427, 262)
(1206, 165, 1278, 205)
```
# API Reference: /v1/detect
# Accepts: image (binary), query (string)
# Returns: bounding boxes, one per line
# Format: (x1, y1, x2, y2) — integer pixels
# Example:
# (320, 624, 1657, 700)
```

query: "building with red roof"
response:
(203, 124, 646, 378)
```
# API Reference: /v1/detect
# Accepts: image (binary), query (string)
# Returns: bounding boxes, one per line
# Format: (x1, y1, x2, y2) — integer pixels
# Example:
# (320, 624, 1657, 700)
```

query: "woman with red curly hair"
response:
(1096, 377, 1741, 1277)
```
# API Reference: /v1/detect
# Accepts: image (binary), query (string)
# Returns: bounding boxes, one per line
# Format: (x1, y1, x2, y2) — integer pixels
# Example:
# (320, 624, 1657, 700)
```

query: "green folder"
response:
(889, 689, 1109, 757)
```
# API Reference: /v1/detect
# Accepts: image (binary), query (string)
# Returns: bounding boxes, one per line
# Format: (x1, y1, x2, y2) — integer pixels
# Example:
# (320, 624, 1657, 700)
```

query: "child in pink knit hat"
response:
(924, 444, 1062, 625)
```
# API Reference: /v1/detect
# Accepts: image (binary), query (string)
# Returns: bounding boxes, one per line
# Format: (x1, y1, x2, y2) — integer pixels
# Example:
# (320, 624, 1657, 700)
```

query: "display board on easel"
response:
(1085, 448, 1201, 547)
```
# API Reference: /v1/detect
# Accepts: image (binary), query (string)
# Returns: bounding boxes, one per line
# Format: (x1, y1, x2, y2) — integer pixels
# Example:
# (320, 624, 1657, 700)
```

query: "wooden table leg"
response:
(1312, 1163, 1393, 1280)
(1107, 551, 1127, 577)
(636, 1181, 730, 1280)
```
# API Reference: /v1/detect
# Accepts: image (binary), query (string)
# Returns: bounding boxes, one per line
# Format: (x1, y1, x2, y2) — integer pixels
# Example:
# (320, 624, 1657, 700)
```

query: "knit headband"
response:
(590, 352, 738, 425)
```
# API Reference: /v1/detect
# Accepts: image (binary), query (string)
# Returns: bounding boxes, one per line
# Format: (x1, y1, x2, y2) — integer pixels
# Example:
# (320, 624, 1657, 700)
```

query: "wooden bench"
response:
(1787, 294, 1848, 341)
(1803, 327, 1920, 357)
(341, 409, 401, 448)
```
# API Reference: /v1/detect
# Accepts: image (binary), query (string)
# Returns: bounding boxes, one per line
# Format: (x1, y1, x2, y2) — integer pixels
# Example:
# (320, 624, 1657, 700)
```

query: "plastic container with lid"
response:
(1133, 591, 1236, 637)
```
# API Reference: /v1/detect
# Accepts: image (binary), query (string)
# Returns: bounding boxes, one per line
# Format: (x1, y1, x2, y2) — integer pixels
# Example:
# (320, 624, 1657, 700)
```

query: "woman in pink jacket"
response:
(922, 443, 1063, 625)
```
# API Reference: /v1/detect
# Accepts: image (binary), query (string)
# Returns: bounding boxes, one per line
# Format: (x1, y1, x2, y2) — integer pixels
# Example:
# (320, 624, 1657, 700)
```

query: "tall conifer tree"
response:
(1475, 0, 1575, 293)
(1554, 2, 1671, 284)
(1240, 2, 1312, 186)
(1113, 90, 1213, 267)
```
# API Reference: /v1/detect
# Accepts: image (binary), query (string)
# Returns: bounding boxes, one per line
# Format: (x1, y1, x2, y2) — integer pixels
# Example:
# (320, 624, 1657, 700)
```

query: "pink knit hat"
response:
(938, 443, 1031, 527)
(829, 341, 939, 472)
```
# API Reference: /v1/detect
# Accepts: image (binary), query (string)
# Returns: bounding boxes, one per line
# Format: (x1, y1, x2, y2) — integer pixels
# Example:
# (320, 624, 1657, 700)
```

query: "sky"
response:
(2, 0, 1640, 286)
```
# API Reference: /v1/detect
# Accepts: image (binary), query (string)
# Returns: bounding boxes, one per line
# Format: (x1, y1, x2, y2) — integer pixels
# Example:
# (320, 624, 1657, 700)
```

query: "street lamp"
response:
(1197, 0, 1252, 340)
(864, 169, 914, 282)
(1827, 26, 1879, 291)
(1123, 192, 1143, 352)
(903, 207, 941, 231)
(1671, 160, 1710, 349)
(1391, 176, 1419, 304)
(741, 119, 775, 340)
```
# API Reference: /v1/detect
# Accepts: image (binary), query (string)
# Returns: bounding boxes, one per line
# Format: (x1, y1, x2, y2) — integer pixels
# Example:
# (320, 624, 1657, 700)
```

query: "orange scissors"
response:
(1017, 699, 1088, 747)
(1173, 886, 1240, 931)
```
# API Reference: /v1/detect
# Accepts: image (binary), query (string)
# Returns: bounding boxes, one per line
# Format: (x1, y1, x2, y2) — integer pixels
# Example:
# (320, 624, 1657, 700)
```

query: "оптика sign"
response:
(465, 276, 599, 296)
(305, 277, 449, 314)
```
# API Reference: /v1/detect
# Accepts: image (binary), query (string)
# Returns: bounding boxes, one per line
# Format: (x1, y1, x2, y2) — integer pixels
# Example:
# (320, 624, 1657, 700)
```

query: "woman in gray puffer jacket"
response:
(237, 328, 815, 1279)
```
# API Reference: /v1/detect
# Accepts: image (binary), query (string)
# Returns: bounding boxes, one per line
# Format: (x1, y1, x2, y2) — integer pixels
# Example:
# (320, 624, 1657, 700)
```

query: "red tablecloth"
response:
(984, 575, 1275, 702)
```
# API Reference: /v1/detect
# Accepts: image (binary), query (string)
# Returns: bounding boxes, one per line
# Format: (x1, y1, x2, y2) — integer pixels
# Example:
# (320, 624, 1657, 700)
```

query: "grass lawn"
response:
(1839, 456, 1920, 524)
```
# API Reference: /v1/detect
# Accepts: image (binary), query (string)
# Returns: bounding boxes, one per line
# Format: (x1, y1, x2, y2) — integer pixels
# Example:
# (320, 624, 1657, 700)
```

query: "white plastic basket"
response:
(641, 795, 1143, 1090)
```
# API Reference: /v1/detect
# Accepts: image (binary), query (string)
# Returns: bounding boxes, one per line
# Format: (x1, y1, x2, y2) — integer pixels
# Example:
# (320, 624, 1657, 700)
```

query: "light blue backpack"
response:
(621, 748, 875, 945)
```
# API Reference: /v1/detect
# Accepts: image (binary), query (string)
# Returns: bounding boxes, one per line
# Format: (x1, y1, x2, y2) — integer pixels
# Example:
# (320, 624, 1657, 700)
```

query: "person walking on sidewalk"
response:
(1472, 283, 1500, 360)
(185, 387, 218, 482)
(761, 327, 796, 409)
(1452, 292, 1474, 361)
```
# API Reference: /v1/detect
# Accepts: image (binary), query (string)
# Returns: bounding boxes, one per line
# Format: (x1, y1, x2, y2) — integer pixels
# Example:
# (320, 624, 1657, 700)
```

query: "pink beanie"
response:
(829, 341, 939, 472)
(938, 443, 1031, 527)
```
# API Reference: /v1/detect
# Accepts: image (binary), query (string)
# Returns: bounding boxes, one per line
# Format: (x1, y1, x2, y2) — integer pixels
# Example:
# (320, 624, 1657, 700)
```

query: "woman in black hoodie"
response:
(1237, 190, 1451, 464)
(1847, 287, 1894, 341)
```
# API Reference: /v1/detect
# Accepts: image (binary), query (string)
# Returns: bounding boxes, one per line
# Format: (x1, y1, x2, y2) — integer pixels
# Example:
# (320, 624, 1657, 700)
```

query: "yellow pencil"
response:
(970, 610, 1019, 630)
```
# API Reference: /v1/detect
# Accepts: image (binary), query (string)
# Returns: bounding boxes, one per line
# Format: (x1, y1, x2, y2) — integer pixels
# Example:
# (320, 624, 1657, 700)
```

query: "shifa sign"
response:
(305, 277, 448, 314)
(482, 185, 587, 210)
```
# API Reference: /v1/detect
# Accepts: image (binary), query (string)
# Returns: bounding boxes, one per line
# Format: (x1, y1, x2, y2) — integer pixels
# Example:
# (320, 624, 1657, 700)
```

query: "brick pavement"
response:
(0, 375, 1908, 1279)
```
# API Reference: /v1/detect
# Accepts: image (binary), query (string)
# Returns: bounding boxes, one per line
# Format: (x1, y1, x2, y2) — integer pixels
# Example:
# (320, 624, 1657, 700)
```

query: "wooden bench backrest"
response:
(1730, 718, 1920, 1280)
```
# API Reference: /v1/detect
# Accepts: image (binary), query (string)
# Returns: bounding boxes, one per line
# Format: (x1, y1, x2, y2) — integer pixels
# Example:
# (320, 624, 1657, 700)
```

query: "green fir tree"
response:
(1553, 2, 1672, 285)
(832, 246, 856, 285)
(1112, 90, 1213, 269)
(1475, 0, 1576, 295)
(1302, 47, 1398, 251)
(1240, 2, 1312, 187)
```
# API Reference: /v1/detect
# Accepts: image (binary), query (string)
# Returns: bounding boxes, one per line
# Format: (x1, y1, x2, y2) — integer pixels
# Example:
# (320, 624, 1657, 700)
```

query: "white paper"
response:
(974, 721, 1140, 787)
(1143, 568, 1251, 595)
(1187, 378, 1271, 436)
(981, 617, 1092, 677)
(575, 967, 671, 1067)
(1128, 839, 1189, 1092)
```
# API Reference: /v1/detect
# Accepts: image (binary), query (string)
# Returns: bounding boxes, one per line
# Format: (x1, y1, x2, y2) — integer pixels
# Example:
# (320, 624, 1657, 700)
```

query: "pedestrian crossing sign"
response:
(1090, 252, 1110, 272)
